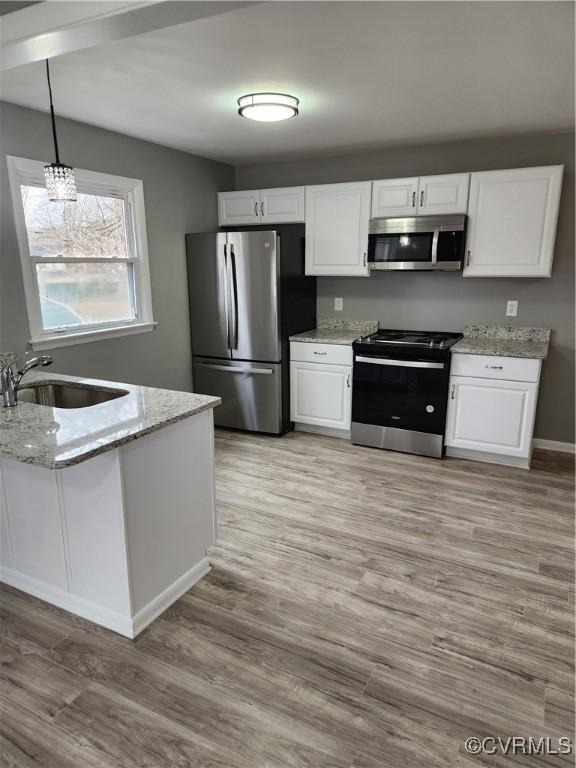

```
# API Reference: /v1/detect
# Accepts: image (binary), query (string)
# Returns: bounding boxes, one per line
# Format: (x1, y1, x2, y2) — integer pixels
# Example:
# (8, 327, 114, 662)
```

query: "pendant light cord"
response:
(45, 59, 61, 165)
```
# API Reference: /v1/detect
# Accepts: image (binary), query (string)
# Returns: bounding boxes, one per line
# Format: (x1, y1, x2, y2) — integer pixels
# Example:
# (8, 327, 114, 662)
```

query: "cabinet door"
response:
(417, 173, 470, 215)
(464, 166, 563, 277)
(445, 376, 537, 458)
(305, 182, 371, 276)
(260, 187, 305, 223)
(371, 177, 419, 218)
(290, 361, 352, 430)
(218, 191, 260, 226)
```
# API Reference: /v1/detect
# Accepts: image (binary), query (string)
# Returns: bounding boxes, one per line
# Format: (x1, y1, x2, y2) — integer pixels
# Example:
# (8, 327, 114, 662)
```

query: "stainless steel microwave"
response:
(368, 214, 467, 271)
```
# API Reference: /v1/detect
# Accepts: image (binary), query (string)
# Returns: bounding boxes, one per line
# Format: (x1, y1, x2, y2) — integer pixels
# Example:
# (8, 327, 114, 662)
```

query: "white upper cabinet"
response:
(259, 187, 305, 223)
(371, 177, 419, 218)
(417, 173, 470, 215)
(371, 173, 469, 218)
(305, 182, 371, 276)
(218, 188, 305, 226)
(464, 165, 563, 278)
(218, 190, 260, 226)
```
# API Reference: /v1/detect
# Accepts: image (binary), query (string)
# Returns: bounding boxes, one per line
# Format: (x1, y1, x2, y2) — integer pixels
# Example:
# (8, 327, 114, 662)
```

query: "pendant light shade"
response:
(44, 164, 76, 201)
(44, 59, 77, 202)
(237, 93, 299, 122)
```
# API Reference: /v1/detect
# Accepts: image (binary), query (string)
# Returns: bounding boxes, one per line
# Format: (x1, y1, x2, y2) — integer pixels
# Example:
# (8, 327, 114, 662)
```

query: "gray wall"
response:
(0, 101, 234, 391)
(236, 132, 575, 443)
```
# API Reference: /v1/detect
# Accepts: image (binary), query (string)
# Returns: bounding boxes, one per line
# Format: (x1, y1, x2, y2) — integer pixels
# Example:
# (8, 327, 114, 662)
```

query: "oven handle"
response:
(355, 356, 445, 369)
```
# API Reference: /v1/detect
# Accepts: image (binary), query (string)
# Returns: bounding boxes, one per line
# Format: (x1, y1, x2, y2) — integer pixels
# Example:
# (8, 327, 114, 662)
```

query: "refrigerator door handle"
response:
(196, 362, 274, 375)
(227, 243, 239, 349)
(221, 242, 230, 349)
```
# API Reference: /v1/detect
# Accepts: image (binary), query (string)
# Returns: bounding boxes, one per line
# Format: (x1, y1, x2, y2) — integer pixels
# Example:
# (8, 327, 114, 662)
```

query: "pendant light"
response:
(237, 93, 299, 122)
(44, 59, 77, 202)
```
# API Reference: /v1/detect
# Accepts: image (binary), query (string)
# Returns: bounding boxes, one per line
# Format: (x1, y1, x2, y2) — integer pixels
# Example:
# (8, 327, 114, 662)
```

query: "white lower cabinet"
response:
(445, 353, 541, 468)
(290, 342, 352, 436)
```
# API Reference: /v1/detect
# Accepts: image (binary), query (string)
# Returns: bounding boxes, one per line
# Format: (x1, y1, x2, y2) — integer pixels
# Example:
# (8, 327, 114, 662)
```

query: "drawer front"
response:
(290, 341, 353, 366)
(451, 353, 541, 383)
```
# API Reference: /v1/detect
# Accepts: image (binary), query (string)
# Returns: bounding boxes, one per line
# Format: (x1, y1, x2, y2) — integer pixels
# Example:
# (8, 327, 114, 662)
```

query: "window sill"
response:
(30, 321, 157, 351)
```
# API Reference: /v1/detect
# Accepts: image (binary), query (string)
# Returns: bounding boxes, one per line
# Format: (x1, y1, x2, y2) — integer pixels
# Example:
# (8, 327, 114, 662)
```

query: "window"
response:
(7, 156, 155, 349)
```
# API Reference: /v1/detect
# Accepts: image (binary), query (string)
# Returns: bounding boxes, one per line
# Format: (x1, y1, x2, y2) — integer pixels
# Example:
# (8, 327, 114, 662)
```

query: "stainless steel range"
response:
(351, 329, 463, 458)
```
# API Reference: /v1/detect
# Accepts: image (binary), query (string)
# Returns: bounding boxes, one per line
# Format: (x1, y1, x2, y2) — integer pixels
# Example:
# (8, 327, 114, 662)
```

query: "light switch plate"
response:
(506, 300, 518, 317)
(334, 297, 343, 311)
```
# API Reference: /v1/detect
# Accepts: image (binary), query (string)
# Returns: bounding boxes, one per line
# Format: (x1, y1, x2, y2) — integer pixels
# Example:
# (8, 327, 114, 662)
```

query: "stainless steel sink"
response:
(19, 382, 129, 409)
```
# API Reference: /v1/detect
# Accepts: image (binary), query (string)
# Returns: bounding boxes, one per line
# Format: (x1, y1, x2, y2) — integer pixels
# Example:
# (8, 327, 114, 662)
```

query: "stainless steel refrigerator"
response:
(186, 227, 316, 434)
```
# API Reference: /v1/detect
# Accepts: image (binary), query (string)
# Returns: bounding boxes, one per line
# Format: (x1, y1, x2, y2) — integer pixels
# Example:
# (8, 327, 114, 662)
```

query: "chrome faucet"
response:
(1, 355, 53, 407)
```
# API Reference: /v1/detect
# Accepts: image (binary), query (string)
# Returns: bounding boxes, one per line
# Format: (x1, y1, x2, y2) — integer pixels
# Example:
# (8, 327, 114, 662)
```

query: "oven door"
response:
(352, 354, 449, 435)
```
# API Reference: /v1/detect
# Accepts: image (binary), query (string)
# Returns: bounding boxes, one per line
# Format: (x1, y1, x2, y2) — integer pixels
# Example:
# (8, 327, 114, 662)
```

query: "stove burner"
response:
(362, 329, 462, 350)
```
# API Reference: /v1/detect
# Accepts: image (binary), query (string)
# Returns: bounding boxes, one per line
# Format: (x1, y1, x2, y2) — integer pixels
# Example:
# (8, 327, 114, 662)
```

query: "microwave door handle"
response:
(431, 227, 439, 265)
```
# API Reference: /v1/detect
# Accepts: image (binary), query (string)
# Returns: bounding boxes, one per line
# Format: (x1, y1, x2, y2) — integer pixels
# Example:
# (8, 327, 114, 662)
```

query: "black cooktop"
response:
(360, 329, 463, 350)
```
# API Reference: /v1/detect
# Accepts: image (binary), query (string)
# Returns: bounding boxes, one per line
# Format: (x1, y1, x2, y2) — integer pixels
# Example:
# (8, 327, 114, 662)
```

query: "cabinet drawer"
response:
(451, 353, 541, 383)
(290, 341, 353, 366)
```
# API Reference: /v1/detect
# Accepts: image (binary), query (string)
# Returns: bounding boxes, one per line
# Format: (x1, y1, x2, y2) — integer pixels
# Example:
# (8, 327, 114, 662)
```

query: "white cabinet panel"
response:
(0, 458, 68, 588)
(290, 361, 352, 430)
(60, 452, 131, 614)
(464, 165, 563, 277)
(290, 341, 353, 366)
(218, 190, 260, 226)
(371, 177, 419, 218)
(260, 187, 305, 223)
(445, 376, 537, 457)
(418, 173, 469, 215)
(451, 353, 541, 383)
(305, 182, 371, 276)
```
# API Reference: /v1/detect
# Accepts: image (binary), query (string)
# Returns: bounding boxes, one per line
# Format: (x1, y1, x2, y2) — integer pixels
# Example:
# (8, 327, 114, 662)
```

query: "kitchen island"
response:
(0, 371, 220, 638)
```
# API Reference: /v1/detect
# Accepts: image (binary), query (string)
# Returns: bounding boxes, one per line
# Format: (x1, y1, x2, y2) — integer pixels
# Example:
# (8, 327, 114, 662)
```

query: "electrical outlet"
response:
(334, 297, 343, 312)
(506, 300, 518, 317)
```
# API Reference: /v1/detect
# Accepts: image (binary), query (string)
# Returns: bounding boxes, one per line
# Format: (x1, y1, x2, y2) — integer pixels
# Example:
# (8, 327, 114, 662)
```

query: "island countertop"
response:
(0, 371, 221, 470)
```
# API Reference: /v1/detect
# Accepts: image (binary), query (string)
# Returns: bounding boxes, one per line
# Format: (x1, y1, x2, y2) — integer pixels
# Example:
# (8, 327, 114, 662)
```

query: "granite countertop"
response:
(290, 318, 378, 346)
(452, 326, 550, 359)
(290, 328, 367, 345)
(0, 371, 221, 470)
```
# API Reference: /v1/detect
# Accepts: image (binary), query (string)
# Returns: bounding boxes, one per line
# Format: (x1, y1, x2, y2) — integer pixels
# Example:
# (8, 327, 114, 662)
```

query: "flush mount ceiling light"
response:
(44, 59, 77, 202)
(237, 93, 299, 122)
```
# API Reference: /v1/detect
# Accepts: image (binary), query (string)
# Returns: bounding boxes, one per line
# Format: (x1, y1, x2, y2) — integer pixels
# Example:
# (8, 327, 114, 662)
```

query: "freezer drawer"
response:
(193, 358, 282, 434)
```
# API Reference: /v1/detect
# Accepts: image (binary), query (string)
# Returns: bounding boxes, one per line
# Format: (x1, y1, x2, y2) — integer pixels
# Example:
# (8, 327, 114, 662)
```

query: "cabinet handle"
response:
(261, 201, 264, 217)
(254, 202, 259, 217)
(346, 373, 351, 388)
(420, 190, 424, 207)
(363, 252, 367, 267)
(466, 250, 471, 267)
(313, 351, 327, 356)
(450, 384, 455, 400)
(485, 365, 504, 370)
(412, 191, 416, 207)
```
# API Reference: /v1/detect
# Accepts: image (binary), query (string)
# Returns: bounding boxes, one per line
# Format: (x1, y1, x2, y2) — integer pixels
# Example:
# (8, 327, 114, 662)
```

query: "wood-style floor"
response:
(1, 430, 574, 768)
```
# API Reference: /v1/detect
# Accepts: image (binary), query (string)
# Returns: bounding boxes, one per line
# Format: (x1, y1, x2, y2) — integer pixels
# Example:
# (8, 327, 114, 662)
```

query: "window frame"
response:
(7, 155, 156, 350)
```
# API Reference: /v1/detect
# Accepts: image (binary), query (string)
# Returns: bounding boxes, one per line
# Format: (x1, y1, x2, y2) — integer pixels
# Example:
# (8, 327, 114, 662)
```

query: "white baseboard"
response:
(294, 422, 350, 440)
(0, 566, 134, 637)
(445, 447, 530, 469)
(1, 556, 211, 640)
(532, 439, 576, 454)
(131, 557, 211, 637)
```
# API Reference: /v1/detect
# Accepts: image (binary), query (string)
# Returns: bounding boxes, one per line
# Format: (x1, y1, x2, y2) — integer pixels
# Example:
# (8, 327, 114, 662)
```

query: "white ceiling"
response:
(1, 1, 574, 165)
